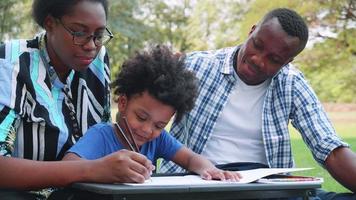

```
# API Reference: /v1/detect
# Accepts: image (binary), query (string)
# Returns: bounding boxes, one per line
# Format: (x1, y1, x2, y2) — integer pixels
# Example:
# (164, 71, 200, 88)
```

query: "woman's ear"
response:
(117, 95, 128, 113)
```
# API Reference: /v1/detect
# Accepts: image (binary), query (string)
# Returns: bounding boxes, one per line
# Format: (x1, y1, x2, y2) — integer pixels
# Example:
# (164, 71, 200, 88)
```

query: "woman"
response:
(0, 0, 150, 199)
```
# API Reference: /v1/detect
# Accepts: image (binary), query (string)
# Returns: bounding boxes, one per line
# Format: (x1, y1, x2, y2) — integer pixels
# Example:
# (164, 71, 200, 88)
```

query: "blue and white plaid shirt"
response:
(160, 46, 348, 173)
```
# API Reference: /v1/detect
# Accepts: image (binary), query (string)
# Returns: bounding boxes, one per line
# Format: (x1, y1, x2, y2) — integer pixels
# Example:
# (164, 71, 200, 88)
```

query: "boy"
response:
(63, 45, 240, 183)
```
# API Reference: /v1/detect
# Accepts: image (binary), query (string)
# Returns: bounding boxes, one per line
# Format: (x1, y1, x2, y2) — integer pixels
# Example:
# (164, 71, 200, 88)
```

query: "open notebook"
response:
(124, 168, 320, 186)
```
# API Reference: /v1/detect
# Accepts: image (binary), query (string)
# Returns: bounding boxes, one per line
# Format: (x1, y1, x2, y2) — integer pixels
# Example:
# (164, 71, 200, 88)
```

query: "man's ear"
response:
(248, 25, 256, 35)
(287, 57, 294, 64)
(43, 15, 56, 32)
(281, 57, 294, 68)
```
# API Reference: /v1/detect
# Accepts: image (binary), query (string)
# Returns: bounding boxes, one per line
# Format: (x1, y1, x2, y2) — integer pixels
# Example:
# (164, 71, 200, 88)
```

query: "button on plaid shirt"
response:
(160, 46, 347, 173)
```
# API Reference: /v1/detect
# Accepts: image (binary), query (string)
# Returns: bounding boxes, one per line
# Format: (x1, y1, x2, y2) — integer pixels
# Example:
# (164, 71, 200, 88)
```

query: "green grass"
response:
(290, 111, 356, 193)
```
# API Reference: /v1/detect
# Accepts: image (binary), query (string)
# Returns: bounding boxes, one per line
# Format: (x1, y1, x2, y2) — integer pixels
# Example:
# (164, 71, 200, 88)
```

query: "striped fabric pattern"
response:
(160, 46, 348, 173)
(0, 34, 111, 160)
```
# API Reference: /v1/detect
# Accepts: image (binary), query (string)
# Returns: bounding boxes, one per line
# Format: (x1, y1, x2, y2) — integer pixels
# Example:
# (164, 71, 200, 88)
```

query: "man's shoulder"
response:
(273, 64, 311, 91)
(184, 46, 237, 69)
(276, 64, 305, 80)
(186, 46, 236, 60)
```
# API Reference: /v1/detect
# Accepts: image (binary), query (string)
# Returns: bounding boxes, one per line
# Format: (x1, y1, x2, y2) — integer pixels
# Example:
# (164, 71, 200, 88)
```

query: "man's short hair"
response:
(262, 8, 309, 51)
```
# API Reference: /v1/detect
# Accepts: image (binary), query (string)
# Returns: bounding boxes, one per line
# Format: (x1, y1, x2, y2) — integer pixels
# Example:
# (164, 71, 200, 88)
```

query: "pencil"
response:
(122, 116, 140, 152)
(114, 122, 137, 152)
(114, 120, 153, 182)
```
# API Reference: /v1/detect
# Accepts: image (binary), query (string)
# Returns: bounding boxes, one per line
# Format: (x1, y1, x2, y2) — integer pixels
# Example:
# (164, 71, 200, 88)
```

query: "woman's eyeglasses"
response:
(57, 19, 114, 46)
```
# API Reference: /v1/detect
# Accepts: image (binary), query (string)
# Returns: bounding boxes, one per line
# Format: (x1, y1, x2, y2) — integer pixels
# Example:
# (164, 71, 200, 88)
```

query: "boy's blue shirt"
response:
(68, 122, 182, 165)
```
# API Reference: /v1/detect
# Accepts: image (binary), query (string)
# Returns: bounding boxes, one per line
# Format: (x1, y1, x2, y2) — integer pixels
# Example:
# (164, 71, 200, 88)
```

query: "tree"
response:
(107, 0, 192, 75)
(107, 0, 150, 76)
(0, 0, 35, 42)
(185, 0, 246, 50)
(139, 0, 192, 51)
(295, 0, 356, 102)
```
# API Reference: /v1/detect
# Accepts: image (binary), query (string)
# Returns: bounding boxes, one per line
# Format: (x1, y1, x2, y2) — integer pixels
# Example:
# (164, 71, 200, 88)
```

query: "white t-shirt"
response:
(201, 73, 270, 165)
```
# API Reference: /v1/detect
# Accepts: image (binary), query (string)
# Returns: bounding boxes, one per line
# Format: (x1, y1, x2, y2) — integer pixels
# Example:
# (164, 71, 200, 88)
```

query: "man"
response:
(160, 8, 356, 195)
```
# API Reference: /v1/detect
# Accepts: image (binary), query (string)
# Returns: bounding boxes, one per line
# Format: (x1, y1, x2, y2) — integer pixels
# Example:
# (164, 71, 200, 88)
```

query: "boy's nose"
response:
(142, 123, 153, 136)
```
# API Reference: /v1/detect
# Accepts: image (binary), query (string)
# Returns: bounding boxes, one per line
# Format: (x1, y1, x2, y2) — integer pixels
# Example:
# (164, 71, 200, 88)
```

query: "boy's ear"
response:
(117, 95, 128, 113)
(43, 15, 56, 32)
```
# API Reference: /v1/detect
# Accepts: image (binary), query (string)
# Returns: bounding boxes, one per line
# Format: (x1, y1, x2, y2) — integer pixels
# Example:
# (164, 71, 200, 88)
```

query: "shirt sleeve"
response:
(156, 129, 183, 161)
(0, 106, 18, 157)
(67, 123, 120, 160)
(290, 75, 348, 166)
(0, 48, 21, 157)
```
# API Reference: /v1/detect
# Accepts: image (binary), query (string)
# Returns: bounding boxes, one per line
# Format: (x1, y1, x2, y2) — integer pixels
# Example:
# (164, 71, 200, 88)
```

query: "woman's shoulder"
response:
(0, 37, 41, 91)
(1, 37, 40, 61)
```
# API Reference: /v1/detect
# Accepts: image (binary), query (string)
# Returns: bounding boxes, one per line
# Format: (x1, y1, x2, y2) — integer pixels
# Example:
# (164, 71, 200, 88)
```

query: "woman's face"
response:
(44, 1, 107, 73)
(118, 91, 175, 147)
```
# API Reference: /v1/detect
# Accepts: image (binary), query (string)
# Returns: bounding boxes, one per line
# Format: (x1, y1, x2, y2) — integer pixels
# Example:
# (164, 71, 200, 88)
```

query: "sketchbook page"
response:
(124, 168, 313, 186)
(124, 175, 236, 186)
(238, 167, 313, 183)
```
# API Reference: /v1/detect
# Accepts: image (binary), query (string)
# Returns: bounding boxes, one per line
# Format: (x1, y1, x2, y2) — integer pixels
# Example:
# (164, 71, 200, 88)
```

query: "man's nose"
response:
(250, 54, 264, 70)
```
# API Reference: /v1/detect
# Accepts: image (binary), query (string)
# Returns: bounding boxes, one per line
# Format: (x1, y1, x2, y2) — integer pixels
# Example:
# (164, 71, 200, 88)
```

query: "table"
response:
(70, 181, 321, 200)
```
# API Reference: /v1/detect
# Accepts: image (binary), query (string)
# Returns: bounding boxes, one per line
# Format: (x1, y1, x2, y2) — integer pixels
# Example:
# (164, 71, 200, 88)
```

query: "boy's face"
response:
(117, 91, 175, 147)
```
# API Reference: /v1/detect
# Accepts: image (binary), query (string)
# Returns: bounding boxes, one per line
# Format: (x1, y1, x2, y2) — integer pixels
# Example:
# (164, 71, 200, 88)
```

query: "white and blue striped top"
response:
(0, 33, 111, 161)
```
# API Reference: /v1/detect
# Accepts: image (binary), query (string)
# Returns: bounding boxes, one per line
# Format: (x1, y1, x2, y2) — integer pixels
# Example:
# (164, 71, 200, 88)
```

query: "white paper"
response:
(237, 167, 313, 183)
(124, 168, 313, 186)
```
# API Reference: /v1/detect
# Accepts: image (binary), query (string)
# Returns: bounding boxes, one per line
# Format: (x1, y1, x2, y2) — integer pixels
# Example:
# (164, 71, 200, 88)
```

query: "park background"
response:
(1, 0, 355, 193)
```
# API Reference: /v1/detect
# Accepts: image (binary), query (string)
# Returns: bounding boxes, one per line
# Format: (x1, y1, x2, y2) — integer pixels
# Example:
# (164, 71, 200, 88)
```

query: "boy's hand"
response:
(200, 168, 241, 181)
(94, 149, 155, 183)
